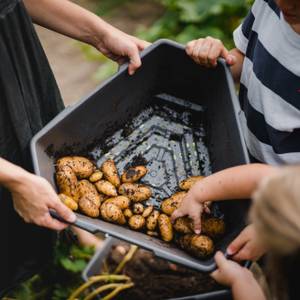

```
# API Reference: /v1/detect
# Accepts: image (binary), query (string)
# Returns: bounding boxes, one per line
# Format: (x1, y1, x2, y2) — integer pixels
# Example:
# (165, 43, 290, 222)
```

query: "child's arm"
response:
(185, 37, 245, 83)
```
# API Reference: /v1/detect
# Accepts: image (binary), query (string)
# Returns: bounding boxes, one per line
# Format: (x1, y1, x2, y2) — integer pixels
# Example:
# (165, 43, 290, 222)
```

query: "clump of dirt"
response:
(100, 244, 223, 300)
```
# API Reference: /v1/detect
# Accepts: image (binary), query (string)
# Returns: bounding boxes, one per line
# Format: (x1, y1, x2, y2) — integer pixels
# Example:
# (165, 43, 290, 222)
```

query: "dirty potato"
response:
(179, 176, 205, 191)
(158, 214, 173, 242)
(56, 165, 79, 201)
(201, 217, 225, 238)
(78, 179, 99, 197)
(133, 203, 144, 214)
(179, 234, 214, 258)
(121, 166, 148, 183)
(100, 202, 126, 225)
(89, 170, 103, 183)
(146, 210, 160, 231)
(58, 194, 78, 211)
(104, 196, 130, 210)
(128, 215, 145, 230)
(118, 183, 152, 202)
(142, 205, 154, 218)
(95, 180, 118, 196)
(173, 217, 193, 234)
(79, 195, 100, 218)
(161, 191, 187, 215)
(101, 159, 121, 187)
(123, 208, 133, 219)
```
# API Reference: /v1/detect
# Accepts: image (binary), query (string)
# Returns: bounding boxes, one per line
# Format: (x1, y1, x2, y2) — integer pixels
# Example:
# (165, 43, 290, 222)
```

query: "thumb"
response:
(214, 251, 228, 269)
(171, 209, 185, 223)
(52, 199, 76, 223)
(127, 46, 141, 75)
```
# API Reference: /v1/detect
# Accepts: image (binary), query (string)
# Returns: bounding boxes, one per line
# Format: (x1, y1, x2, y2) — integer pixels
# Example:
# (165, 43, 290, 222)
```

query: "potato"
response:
(123, 208, 133, 219)
(57, 156, 95, 179)
(100, 202, 126, 225)
(95, 180, 118, 196)
(89, 170, 103, 183)
(133, 203, 144, 214)
(161, 191, 187, 215)
(178, 234, 214, 258)
(79, 195, 100, 218)
(121, 166, 148, 183)
(104, 196, 130, 210)
(128, 215, 145, 230)
(101, 159, 121, 187)
(147, 231, 159, 237)
(118, 183, 152, 202)
(142, 205, 154, 218)
(78, 179, 99, 197)
(58, 194, 78, 211)
(173, 217, 193, 234)
(158, 214, 173, 242)
(201, 217, 225, 238)
(56, 165, 79, 201)
(179, 176, 205, 190)
(146, 210, 160, 231)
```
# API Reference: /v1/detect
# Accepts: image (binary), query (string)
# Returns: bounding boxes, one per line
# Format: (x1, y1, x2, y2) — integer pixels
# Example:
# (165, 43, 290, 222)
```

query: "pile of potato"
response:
(55, 156, 225, 259)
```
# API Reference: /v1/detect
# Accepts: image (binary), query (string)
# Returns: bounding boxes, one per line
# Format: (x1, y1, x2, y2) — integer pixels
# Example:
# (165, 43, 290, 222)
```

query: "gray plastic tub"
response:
(31, 39, 250, 273)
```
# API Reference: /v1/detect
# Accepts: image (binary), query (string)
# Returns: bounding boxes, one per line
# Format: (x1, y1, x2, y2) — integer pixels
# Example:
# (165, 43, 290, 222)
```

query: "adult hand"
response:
(227, 224, 266, 261)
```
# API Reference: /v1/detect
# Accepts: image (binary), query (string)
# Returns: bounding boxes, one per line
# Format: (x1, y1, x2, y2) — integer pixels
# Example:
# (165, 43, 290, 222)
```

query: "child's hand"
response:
(227, 224, 266, 261)
(186, 37, 236, 68)
(211, 251, 252, 287)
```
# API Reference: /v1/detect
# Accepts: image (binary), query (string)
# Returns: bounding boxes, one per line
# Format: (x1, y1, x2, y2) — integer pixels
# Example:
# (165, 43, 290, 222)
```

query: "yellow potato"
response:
(104, 196, 130, 210)
(56, 165, 79, 202)
(161, 191, 187, 215)
(58, 194, 78, 211)
(95, 180, 118, 196)
(146, 210, 160, 231)
(142, 205, 154, 218)
(128, 215, 145, 230)
(79, 195, 100, 218)
(178, 234, 214, 258)
(123, 208, 133, 219)
(89, 170, 103, 183)
(118, 183, 152, 202)
(173, 217, 193, 234)
(100, 202, 126, 225)
(158, 214, 173, 242)
(101, 159, 121, 187)
(133, 203, 144, 214)
(78, 179, 99, 198)
(201, 217, 225, 238)
(121, 166, 148, 183)
(179, 176, 205, 190)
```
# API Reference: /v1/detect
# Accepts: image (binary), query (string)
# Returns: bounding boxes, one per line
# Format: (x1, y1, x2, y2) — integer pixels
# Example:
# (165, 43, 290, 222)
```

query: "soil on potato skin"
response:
(102, 244, 222, 300)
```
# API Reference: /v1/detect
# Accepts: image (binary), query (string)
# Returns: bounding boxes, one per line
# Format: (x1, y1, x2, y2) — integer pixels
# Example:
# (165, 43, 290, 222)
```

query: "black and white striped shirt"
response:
(234, 0, 300, 165)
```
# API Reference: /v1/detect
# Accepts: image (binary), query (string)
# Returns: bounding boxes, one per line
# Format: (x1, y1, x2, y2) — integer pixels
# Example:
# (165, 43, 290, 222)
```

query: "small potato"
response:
(118, 183, 152, 202)
(128, 215, 145, 230)
(101, 159, 121, 187)
(100, 202, 126, 225)
(201, 217, 225, 238)
(161, 191, 187, 215)
(146, 210, 160, 231)
(79, 195, 100, 218)
(133, 203, 144, 214)
(57, 156, 95, 179)
(95, 180, 118, 196)
(179, 234, 214, 258)
(158, 214, 173, 242)
(179, 176, 205, 190)
(123, 208, 133, 219)
(147, 231, 159, 237)
(173, 217, 193, 234)
(56, 165, 79, 201)
(89, 170, 103, 183)
(121, 166, 148, 183)
(104, 196, 130, 210)
(142, 205, 154, 218)
(58, 194, 78, 211)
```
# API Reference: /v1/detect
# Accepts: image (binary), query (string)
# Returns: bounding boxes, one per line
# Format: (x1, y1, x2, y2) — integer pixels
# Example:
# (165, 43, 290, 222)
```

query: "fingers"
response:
(227, 231, 249, 256)
(171, 209, 185, 223)
(51, 198, 77, 223)
(190, 210, 202, 234)
(210, 251, 227, 281)
(127, 45, 142, 75)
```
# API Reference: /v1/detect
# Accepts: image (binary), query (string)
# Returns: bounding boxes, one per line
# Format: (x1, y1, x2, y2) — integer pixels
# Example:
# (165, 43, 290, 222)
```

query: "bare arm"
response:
(229, 48, 244, 83)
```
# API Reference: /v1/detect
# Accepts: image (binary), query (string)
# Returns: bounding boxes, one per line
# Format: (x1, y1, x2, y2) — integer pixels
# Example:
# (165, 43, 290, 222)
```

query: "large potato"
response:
(57, 156, 95, 179)
(78, 179, 99, 198)
(179, 234, 214, 258)
(79, 195, 100, 218)
(104, 196, 130, 210)
(100, 202, 126, 225)
(118, 183, 152, 202)
(179, 176, 205, 190)
(128, 215, 145, 230)
(201, 217, 225, 238)
(161, 191, 187, 215)
(146, 210, 160, 231)
(121, 166, 148, 183)
(173, 217, 193, 234)
(95, 180, 118, 196)
(101, 159, 121, 187)
(58, 194, 78, 211)
(158, 214, 173, 242)
(89, 170, 103, 183)
(56, 165, 79, 201)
